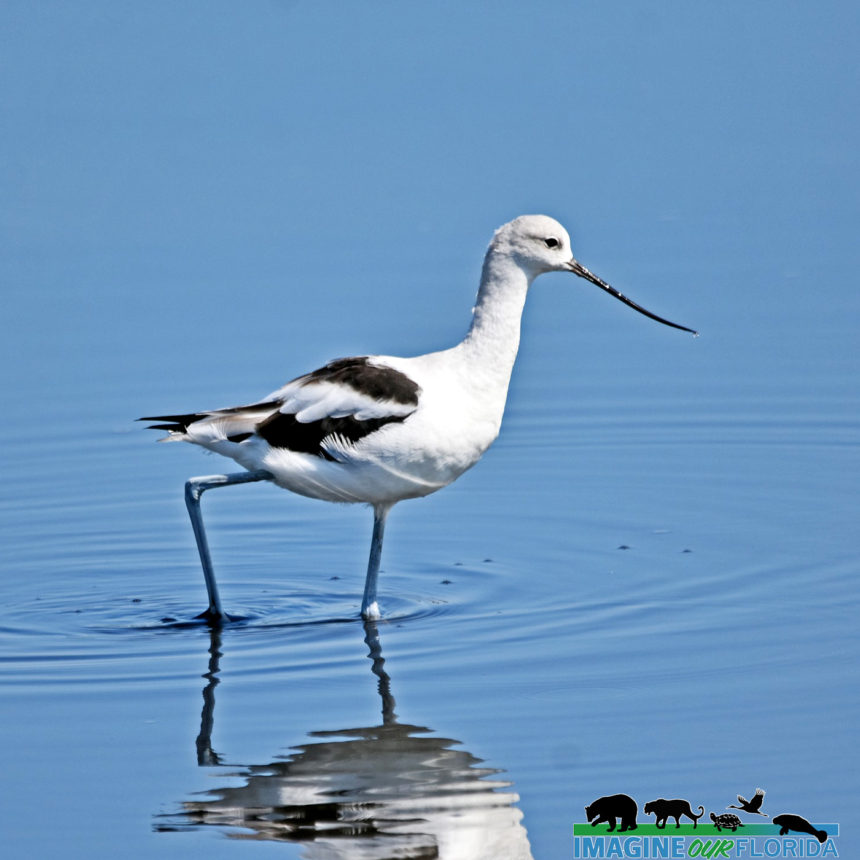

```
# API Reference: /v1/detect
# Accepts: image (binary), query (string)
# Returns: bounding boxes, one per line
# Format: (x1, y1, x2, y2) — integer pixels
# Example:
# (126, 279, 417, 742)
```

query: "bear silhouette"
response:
(773, 814, 827, 843)
(644, 798, 705, 829)
(585, 794, 638, 832)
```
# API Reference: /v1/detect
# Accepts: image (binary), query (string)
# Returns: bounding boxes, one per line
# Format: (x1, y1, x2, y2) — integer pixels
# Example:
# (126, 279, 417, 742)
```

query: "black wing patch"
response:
(140, 358, 420, 461)
(256, 412, 410, 461)
(304, 357, 420, 405)
(260, 357, 419, 460)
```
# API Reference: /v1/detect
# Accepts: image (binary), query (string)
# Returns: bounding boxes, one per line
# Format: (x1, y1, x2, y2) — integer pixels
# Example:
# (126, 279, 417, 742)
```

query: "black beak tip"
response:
(568, 259, 697, 336)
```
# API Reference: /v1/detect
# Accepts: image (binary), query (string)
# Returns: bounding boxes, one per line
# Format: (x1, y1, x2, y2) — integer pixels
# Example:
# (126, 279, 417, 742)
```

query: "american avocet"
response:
(142, 215, 695, 622)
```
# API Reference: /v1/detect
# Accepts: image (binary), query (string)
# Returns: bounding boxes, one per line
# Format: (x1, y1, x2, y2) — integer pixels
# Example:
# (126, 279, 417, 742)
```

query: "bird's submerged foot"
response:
(361, 600, 381, 621)
(194, 607, 238, 625)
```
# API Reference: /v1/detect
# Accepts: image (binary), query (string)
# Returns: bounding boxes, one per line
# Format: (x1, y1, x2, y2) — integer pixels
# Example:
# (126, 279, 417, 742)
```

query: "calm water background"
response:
(2, 3, 859, 858)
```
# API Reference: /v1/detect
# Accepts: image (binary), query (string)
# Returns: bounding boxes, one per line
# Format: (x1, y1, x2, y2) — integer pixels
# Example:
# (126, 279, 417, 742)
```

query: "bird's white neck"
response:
(458, 252, 533, 393)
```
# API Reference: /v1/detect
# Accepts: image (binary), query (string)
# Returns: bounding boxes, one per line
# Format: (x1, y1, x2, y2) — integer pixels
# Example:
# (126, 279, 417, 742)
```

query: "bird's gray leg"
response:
(361, 504, 391, 621)
(184, 470, 273, 623)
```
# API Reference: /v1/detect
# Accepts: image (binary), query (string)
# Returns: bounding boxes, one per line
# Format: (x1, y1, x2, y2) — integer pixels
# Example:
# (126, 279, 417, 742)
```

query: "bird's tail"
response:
(139, 412, 204, 438)
(138, 401, 280, 444)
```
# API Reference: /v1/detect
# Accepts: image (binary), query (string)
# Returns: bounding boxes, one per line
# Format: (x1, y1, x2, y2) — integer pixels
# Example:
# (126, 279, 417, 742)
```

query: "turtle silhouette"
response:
(773, 814, 827, 843)
(728, 787, 768, 817)
(710, 812, 744, 832)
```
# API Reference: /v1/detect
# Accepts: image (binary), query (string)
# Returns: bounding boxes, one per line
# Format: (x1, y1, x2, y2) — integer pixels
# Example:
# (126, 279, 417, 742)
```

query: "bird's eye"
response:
(544, 237, 560, 249)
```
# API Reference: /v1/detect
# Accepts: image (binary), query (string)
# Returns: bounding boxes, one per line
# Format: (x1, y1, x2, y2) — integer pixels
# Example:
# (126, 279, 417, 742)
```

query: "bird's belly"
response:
(260, 450, 461, 505)
(258, 414, 496, 506)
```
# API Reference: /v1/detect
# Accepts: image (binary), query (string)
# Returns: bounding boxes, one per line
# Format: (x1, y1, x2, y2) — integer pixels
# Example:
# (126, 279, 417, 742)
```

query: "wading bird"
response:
(142, 215, 695, 622)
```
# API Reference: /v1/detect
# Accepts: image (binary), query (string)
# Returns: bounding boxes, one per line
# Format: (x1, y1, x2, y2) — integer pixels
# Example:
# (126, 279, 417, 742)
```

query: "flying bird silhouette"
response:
(728, 788, 768, 817)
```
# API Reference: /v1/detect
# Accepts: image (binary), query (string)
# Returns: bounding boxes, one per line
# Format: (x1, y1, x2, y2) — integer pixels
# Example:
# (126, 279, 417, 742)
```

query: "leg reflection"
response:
(195, 625, 223, 766)
(160, 621, 533, 859)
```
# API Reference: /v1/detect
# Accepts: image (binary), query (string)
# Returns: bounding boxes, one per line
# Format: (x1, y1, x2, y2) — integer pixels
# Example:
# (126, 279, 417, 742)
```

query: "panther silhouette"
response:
(644, 798, 705, 829)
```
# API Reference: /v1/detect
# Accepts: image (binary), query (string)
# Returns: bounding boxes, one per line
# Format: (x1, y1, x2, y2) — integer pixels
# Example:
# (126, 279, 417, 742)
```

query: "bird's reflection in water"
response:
(163, 622, 533, 859)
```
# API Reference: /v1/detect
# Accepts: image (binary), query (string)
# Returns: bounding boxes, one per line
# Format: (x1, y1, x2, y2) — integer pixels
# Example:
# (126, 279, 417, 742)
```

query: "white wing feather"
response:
(269, 380, 416, 424)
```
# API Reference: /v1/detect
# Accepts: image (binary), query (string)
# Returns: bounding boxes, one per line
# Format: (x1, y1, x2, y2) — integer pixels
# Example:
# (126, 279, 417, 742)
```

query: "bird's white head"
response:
(490, 214, 697, 335)
(488, 214, 574, 278)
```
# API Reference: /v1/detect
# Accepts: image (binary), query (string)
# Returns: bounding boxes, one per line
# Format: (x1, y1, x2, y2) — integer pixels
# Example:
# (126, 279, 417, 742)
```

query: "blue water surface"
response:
(2, 3, 859, 858)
